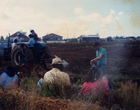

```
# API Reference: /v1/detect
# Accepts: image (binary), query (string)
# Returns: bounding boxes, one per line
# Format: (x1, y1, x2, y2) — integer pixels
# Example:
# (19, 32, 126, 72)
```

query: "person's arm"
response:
(28, 38, 32, 46)
(32, 38, 35, 44)
(92, 54, 103, 61)
(90, 54, 103, 65)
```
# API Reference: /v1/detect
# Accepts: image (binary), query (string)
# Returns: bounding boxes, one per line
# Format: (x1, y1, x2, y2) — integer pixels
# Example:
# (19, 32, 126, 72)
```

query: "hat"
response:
(52, 55, 69, 67)
(51, 57, 62, 65)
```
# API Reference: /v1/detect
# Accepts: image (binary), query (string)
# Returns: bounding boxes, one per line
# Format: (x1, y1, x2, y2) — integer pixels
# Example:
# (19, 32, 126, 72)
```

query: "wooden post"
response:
(7, 33, 10, 48)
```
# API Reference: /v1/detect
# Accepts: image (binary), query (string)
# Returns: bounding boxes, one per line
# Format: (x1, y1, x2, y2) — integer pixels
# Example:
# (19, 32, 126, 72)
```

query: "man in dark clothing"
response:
(19, 44, 27, 65)
(30, 30, 38, 41)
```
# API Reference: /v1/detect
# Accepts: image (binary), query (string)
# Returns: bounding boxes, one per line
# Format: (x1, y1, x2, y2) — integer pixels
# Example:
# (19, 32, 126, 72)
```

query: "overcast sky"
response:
(0, 0, 140, 39)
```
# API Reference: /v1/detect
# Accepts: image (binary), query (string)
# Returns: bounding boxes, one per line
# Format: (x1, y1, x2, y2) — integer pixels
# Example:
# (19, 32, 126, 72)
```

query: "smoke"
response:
(114, 0, 140, 28)
(130, 11, 140, 27)
(114, 0, 138, 4)
(114, 16, 124, 34)
(120, 0, 135, 4)
(52, 21, 90, 39)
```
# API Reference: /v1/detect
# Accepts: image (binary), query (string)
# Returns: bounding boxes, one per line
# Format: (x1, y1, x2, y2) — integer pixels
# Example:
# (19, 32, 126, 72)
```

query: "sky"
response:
(0, 0, 140, 39)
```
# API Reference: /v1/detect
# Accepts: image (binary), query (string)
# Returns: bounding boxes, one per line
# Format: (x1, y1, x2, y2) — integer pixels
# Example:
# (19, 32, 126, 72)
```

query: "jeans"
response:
(19, 56, 27, 65)
(97, 64, 106, 76)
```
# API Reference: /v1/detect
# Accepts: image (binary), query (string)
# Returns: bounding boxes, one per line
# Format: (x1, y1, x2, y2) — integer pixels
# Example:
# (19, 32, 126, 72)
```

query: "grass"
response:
(113, 80, 140, 109)
(0, 74, 140, 110)
(20, 77, 38, 92)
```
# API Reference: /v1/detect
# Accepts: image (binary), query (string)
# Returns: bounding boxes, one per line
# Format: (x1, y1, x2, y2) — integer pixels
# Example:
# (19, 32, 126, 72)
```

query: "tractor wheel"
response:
(11, 46, 34, 65)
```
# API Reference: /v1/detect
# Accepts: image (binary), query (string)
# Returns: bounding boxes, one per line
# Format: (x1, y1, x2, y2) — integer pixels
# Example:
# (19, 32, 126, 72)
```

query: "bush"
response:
(113, 80, 140, 109)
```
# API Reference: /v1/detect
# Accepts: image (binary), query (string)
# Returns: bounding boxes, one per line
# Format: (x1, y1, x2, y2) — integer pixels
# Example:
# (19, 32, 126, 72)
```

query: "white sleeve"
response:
(37, 78, 44, 90)
(12, 43, 16, 50)
(28, 39, 32, 44)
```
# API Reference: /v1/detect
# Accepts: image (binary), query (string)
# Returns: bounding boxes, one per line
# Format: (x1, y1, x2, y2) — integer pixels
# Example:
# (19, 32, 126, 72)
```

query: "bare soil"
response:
(0, 42, 140, 110)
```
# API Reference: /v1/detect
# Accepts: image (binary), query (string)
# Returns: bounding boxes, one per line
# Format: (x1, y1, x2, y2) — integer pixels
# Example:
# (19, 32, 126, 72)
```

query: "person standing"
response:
(30, 30, 38, 41)
(19, 44, 27, 65)
(90, 42, 107, 76)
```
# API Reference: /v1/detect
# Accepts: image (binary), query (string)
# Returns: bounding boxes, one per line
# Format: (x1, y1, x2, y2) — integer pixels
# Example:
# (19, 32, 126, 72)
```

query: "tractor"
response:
(0, 35, 52, 70)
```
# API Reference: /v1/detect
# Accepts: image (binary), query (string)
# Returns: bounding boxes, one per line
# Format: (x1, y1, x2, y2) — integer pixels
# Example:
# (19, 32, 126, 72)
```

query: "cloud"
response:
(78, 12, 116, 27)
(0, 3, 90, 38)
(78, 13, 102, 23)
(78, 10, 124, 37)
(110, 9, 115, 15)
(53, 21, 90, 38)
(0, 5, 65, 37)
(118, 0, 138, 4)
(0, 0, 130, 39)
(74, 8, 84, 15)
(118, 12, 124, 15)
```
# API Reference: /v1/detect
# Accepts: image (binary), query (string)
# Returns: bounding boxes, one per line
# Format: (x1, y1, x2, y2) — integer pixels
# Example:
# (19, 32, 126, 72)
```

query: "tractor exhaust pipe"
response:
(7, 33, 10, 48)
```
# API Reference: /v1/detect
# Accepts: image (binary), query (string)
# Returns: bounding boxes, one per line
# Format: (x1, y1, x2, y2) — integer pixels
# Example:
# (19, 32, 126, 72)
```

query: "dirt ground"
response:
(0, 42, 140, 110)
(0, 90, 107, 110)
(49, 42, 140, 78)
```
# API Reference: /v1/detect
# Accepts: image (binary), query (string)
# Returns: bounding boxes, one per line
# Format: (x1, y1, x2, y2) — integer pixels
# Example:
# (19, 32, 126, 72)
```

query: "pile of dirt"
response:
(0, 90, 106, 110)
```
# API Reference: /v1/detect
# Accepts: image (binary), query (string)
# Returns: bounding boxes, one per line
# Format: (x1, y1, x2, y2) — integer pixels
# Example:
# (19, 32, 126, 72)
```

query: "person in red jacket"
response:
(80, 66, 111, 101)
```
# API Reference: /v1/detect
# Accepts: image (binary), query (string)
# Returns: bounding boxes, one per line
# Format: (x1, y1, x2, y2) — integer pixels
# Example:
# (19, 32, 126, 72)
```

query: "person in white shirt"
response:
(43, 56, 71, 96)
(13, 33, 21, 43)
(37, 73, 44, 90)
(11, 39, 18, 50)
(28, 34, 35, 47)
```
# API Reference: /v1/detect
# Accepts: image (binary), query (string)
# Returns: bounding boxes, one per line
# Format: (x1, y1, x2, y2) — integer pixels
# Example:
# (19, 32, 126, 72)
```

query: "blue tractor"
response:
(0, 37, 52, 69)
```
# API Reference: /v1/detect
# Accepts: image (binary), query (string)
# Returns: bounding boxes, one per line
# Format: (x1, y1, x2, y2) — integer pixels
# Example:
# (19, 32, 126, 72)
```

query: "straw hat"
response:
(51, 57, 62, 65)
(51, 55, 69, 67)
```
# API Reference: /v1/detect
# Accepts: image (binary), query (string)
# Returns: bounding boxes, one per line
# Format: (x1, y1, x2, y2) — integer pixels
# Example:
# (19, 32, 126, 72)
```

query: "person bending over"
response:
(90, 42, 107, 76)
(79, 67, 111, 102)
(0, 65, 19, 89)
